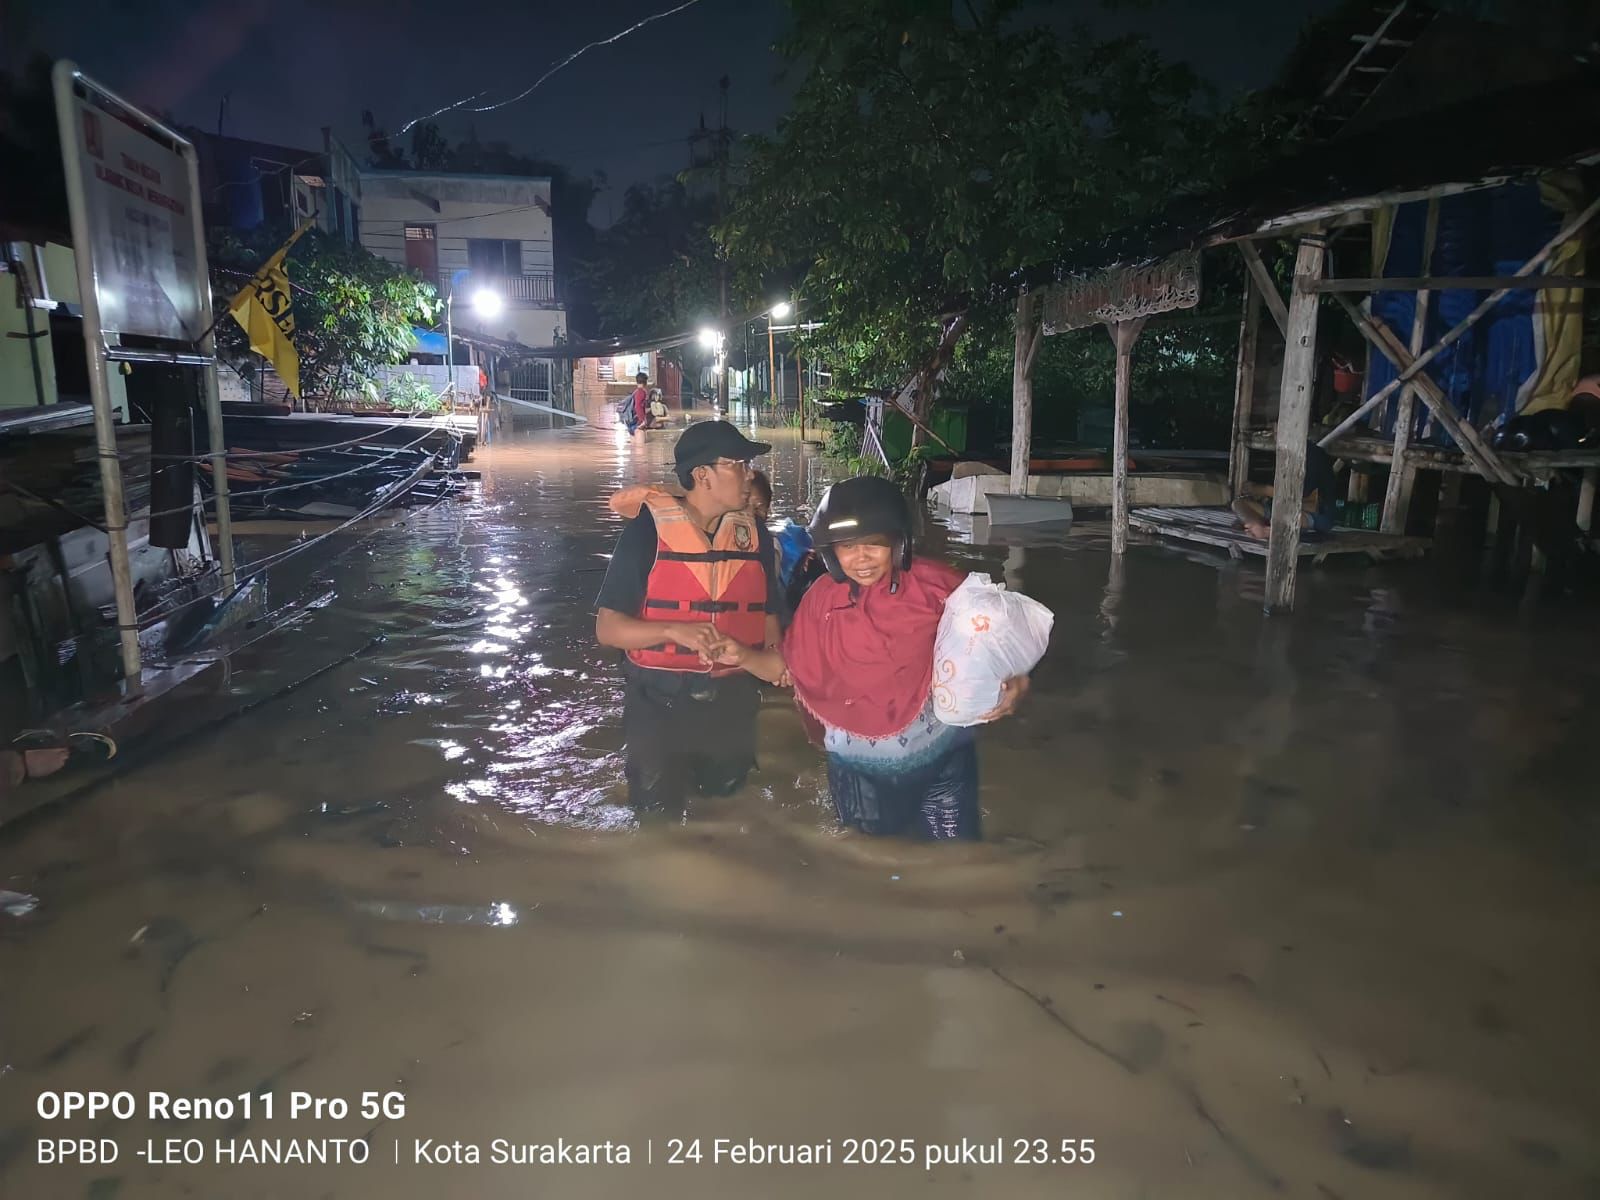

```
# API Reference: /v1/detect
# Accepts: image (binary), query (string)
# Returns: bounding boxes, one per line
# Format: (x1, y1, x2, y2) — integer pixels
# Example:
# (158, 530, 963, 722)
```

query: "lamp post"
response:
(444, 268, 504, 407)
(698, 326, 725, 414)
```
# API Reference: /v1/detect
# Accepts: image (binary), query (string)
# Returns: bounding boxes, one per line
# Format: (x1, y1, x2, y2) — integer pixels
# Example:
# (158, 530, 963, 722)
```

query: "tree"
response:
(719, 0, 1270, 454)
(577, 181, 723, 339)
(209, 228, 441, 404)
(722, 0, 1227, 419)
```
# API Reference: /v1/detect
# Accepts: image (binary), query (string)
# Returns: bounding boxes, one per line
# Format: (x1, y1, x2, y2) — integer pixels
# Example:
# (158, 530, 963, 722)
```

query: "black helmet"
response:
(808, 476, 913, 583)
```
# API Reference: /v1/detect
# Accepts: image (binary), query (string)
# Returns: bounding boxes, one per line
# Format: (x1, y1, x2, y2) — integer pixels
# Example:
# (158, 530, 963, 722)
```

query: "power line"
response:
(397, 0, 707, 134)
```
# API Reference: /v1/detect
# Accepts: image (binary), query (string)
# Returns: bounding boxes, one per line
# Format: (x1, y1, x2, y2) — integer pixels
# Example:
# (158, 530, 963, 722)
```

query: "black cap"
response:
(673, 421, 772, 472)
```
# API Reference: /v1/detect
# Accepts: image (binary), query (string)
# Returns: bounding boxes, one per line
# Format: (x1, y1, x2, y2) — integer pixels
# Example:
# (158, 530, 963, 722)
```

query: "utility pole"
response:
(716, 74, 730, 412)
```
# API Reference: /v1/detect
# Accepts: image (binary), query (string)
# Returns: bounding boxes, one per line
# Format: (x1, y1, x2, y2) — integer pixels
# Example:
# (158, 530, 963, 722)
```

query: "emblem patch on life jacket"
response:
(734, 524, 753, 551)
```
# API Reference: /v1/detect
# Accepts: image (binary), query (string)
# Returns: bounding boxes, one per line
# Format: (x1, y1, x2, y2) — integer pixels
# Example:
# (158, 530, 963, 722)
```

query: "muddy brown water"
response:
(2, 415, 1598, 1199)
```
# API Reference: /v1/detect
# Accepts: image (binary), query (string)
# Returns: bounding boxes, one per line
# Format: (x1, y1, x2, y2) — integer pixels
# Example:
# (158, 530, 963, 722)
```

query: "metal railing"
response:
(441, 272, 558, 305)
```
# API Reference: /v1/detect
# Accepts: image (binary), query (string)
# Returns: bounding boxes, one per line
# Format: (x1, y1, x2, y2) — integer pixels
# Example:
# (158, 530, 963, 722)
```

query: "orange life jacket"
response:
(610, 487, 769, 675)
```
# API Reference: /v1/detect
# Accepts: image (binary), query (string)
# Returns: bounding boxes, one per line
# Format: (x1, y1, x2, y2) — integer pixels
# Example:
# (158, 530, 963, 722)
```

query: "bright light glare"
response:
(698, 327, 720, 350)
(769, 301, 792, 319)
(471, 287, 505, 319)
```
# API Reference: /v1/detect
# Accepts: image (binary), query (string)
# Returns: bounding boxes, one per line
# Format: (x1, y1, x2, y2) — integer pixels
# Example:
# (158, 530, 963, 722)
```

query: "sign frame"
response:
(52, 60, 235, 688)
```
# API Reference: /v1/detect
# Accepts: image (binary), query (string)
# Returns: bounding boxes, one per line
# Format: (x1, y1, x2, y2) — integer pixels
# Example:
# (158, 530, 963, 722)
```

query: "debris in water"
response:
(1112, 910, 1124, 918)
(890, 875, 900, 881)
(0, 890, 39, 917)
(951, 949, 966, 964)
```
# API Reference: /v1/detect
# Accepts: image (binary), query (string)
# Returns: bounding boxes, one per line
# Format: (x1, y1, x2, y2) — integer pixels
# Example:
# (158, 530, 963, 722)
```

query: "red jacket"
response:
(609, 487, 769, 675)
(631, 386, 650, 423)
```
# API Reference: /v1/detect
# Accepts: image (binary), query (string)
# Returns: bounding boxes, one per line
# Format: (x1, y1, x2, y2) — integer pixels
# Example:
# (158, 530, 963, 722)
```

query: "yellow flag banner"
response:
(227, 219, 314, 398)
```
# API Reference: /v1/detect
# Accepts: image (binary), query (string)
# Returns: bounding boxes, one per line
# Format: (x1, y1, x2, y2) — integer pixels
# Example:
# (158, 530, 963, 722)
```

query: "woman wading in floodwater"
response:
(716, 476, 1027, 840)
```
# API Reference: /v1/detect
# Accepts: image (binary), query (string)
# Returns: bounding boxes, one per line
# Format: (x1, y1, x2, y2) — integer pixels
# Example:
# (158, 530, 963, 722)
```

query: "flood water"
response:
(2, 415, 1598, 1199)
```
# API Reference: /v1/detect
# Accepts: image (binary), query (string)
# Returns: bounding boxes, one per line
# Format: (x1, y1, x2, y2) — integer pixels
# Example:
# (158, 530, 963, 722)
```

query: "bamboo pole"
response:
(1308, 274, 1594, 293)
(1108, 317, 1147, 556)
(796, 349, 805, 440)
(1237, 241, 1290, 337)
(1320, 192, 1600, 448)
(1331, 294, 1517, 486)
(1381, 196, 1439, 535)
(1229, 275, 1262, 497)
(1265, 236, 1326, 613)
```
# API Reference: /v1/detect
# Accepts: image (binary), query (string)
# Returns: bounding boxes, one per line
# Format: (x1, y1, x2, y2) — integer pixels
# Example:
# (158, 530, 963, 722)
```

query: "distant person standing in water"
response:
(628, 372, 651, 435)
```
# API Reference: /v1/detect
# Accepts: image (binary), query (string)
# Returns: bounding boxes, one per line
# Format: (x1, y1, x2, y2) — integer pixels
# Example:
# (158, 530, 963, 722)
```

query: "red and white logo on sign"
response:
(82, 110, 103, 159)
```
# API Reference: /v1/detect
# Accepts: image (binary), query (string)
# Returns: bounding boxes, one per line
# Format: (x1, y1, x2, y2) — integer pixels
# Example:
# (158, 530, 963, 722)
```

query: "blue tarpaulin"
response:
(410, 327, 448, 356)
(1368, 181, 1558, 443)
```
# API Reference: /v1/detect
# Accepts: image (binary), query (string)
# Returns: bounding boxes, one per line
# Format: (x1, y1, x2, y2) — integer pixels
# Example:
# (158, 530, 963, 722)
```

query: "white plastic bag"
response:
(931, 573, 1054, 726)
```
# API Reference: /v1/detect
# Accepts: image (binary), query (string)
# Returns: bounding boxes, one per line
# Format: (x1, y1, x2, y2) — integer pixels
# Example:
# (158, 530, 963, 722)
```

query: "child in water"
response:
(716, 476, 1026, 840)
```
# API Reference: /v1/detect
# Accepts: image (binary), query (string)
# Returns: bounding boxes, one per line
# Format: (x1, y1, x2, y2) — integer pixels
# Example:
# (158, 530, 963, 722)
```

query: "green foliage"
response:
(577, 180, 724, 344)
(382, 372, 444, 413)
(717, 0, 1287, 453)
(209, 229, 441, 402)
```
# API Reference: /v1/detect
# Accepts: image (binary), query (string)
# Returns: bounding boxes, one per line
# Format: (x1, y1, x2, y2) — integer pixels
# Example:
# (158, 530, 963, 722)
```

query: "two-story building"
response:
(357, 169, 566, 350)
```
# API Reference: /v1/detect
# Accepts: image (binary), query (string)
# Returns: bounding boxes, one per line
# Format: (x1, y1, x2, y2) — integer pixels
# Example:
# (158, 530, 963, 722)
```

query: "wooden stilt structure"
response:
(1264, 236, 1326, 612)
(1380, 195, 1439, 534)
(1109, 318, 1147, 555)
(1229, 274, 1262, 496)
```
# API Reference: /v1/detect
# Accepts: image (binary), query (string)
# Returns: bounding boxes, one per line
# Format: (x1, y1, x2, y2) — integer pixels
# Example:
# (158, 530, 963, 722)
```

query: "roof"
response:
(359, 169, 552, 186)
(1032, 72, 1600, 287)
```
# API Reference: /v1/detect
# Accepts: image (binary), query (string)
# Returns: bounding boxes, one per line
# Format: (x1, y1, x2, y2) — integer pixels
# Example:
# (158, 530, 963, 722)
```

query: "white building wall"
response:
(358, 171, 564, 349)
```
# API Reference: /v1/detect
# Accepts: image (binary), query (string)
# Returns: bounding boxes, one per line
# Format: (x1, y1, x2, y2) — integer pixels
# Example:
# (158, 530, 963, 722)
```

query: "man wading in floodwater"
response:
(595, 421, 783, 812)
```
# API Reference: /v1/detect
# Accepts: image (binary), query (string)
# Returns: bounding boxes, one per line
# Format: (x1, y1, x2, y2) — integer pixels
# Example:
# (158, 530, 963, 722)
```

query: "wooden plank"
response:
(1327, 293, 1517, 485)
(1010, 289, 1037, 496)
(1237, 242, 1289, 337)
(1381, 196, 1438, 535)
(1309, 275, 1594, 293)
(1128, 506, 1428, 561)
(1229, 276, 1262, 497)
(1108, 317, 1147, 555)
(1320, 193, 1600, 448)
(1265, 236, 1325, 612)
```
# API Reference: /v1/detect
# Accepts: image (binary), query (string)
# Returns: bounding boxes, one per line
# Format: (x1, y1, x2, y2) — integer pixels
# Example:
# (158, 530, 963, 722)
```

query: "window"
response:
(468, 238, 520, 277)
(404, 224, 437, 278)
(596, 359, 615, 382)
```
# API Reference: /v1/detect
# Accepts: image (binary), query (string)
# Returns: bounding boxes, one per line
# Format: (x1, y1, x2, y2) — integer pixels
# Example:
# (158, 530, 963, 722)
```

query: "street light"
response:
(769, 300, 792, 320)
(471, 287, 504, 320)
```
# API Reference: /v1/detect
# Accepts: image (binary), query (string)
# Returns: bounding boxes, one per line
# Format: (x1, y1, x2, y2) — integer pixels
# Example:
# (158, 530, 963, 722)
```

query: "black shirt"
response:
(595, 507, 783, 620)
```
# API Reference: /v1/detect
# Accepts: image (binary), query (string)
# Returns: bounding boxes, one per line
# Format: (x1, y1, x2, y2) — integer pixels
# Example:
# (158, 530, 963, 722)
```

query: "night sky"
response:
(6, 0, 1343, 222)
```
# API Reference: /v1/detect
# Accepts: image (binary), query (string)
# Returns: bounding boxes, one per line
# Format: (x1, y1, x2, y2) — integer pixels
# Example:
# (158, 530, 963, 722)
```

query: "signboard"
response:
(1042, 251, 1202, 334)
(57, 72, 205, 340)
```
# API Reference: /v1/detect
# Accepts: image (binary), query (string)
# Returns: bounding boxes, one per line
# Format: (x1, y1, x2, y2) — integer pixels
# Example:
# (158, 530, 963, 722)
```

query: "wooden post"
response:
(1578, 467, 1597, 533)
(796, 349, 805, 440)
(1238, 241, 1290, 337)
(1264, 236, 1326, 613)
(1011, 289, 1040, 495)
(1229, 275, 1262, 496)
(1381, 196, 1439, 535)
(1108, 317, 1147, 555)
